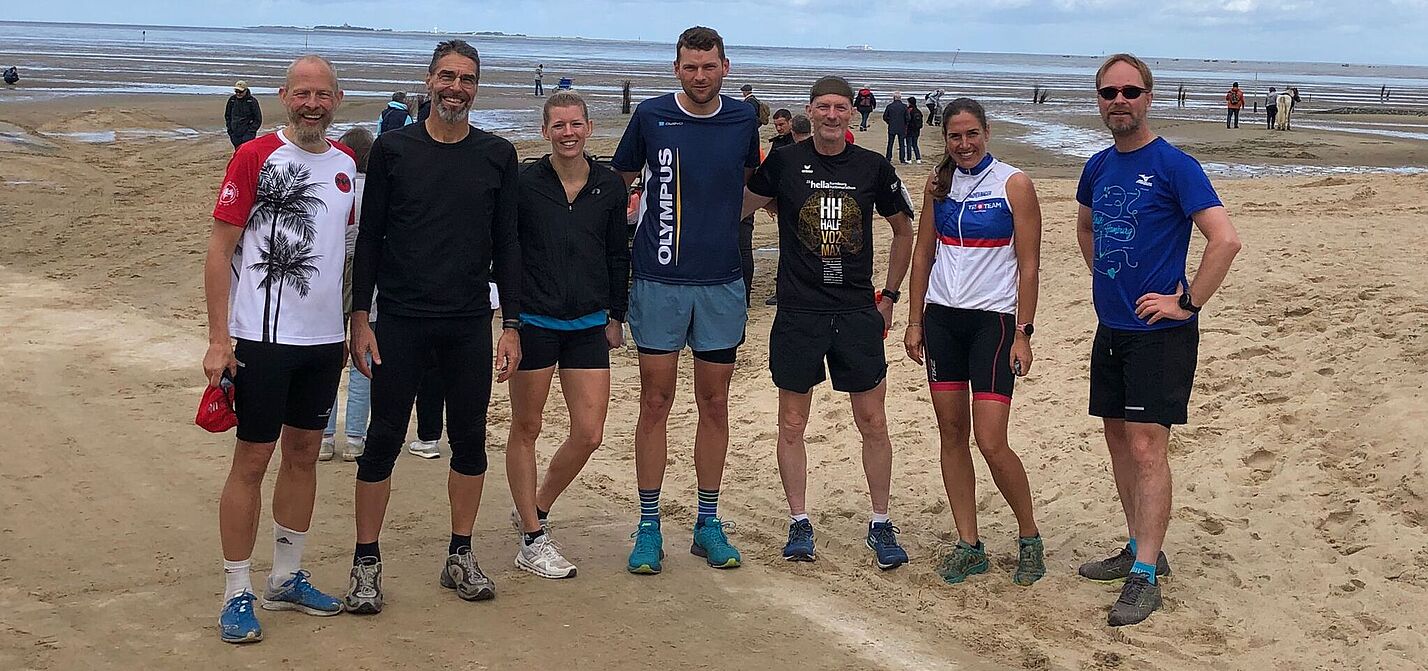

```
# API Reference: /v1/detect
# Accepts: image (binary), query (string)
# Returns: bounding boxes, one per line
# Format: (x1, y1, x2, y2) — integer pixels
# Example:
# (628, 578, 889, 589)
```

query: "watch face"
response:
(1023, 323, 1034, 337)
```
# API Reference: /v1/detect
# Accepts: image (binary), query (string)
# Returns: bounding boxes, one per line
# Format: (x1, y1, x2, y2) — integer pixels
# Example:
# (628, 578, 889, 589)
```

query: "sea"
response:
(3, 20, 1427, 172)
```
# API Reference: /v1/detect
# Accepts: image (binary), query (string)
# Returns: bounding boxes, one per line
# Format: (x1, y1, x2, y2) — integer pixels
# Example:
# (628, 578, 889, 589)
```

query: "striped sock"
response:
(638, 488, 660, 523)
(697, 488, 719, 524)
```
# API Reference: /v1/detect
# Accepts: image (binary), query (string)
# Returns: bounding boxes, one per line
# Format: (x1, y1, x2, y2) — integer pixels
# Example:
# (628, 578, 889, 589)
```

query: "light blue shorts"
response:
(627, 278, 747, 354)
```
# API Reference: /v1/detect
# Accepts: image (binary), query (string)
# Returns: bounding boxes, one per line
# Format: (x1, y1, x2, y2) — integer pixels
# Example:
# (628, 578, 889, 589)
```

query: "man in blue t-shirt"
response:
(1074, 54, 1242, 627)
(610, 25, 760, 575)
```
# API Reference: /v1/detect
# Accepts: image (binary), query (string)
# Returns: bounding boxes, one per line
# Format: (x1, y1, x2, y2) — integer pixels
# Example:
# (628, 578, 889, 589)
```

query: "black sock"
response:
(354, 542, 380, 565)
(536, 507, 550, 522)
(449, 534, 471, 556)
(523, 530, 545, 546)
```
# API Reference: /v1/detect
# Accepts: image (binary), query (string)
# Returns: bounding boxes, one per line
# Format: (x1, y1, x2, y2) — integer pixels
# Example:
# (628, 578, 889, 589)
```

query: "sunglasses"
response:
(1098, 85, 1147, 101)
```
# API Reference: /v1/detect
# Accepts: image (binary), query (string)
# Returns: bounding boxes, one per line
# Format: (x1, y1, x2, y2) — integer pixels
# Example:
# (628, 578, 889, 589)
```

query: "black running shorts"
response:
(232, 339, 344, 443)
(922, 304, 1016, 404)
(769, 307, 887, 394)
(1089, 321, 1199, 426)
(518, 324, 610, 371)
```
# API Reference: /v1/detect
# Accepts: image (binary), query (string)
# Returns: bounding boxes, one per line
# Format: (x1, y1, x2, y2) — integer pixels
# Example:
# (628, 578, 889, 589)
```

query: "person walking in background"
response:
(927, 88, 945, 126)
(855, 85, 877, 131)
(535, 64, 544, 96)
(3, 66, 19, 86)
(320, 126, 376, 463)
(378, 91, 413, 135)
(224, 80, 262, 149)
(883, 92, 908, 164)
(1224, 82, 1244, 129)
(1264, 86, 1278, 130)
(905, 95, 924, 164)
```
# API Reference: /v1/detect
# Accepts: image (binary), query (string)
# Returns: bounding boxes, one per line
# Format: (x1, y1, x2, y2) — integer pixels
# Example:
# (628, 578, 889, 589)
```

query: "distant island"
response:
(249, 24, 527, 37)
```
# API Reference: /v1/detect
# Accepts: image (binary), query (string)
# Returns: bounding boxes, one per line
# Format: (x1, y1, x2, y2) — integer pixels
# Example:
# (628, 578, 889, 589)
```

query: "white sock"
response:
(791, 513, 810, 523)
(223, 558, 252, 603)
(270, 522, 306, 587)
(871, 512, 891, 525)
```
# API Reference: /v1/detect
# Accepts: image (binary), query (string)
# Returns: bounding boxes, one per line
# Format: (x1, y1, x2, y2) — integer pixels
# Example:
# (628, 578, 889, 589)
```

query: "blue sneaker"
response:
(627, 520, 665, 575)
(782, 519, 815, 561)
(262, 570, 342, 616)
(691, 518, 741, 568)
(218, 592, 262, 644)
(866, 521, 908, 570)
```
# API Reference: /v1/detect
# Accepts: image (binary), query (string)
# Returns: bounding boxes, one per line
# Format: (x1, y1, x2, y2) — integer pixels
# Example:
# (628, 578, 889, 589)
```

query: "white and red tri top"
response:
(926, 153, 1021, 315)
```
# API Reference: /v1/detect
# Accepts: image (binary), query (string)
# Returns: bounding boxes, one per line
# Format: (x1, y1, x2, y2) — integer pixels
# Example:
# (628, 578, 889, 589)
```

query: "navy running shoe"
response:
(866, 521, 908, 570)
(782, 519, 815, 562)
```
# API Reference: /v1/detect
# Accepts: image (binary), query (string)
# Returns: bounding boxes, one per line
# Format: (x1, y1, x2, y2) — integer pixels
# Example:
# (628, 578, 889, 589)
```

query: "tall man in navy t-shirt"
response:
(1074, 53, 1241, 627)
(611, 26, 761, 575)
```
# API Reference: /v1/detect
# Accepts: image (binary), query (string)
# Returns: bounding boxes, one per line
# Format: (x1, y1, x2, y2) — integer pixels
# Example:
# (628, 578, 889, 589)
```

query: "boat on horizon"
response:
(845, 44, 873, 51)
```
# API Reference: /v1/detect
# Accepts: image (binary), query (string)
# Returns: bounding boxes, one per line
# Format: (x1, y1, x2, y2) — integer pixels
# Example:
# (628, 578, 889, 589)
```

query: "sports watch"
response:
(1177, 292, 1201, 314)
(878, 288, 901, 304)
(1015, 322, 1035, 337)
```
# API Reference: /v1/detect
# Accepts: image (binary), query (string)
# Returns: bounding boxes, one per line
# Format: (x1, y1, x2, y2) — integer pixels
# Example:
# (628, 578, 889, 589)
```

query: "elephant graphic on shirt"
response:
(1092, 185, 1142, 280)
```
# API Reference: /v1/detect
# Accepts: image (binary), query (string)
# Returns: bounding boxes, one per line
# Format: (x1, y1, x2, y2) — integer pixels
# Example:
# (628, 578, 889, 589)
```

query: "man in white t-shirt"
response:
(203, 54, 357, 644)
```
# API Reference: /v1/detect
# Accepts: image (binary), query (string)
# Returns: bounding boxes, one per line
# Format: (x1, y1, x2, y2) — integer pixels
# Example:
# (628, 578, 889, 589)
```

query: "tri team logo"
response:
(335, 172, 352, 193)
(219, 181, 239, 206)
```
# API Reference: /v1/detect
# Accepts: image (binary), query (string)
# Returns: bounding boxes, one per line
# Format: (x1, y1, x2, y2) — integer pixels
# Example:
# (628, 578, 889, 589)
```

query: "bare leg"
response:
(355, 479, 390, 545)
(1103, 418, 1138, 540)
(775, 389, 814, 516)
(969, 401, 1038, 538)
(634, 353, 679, 491)
(931, 390, 978, 543)
(535, 368, 610, 512)
(691, 358, 734, 492)
(849, 381, 892, 516)
(506, 366, 557, 533)
(448, 471, 485, 537)
(271, 427, 323, 533)
(219, 439, 277, 561)
(1124, 421, 1172, 565)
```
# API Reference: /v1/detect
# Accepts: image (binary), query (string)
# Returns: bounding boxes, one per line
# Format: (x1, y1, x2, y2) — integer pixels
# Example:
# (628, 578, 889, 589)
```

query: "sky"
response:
(9, 0, 1428, 66)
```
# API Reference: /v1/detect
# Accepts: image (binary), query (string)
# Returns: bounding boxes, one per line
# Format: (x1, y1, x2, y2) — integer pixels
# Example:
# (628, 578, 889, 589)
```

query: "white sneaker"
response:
(342, 437, 365, 462)
(515, 534, 576, 579)
(319, 436, 336, 462)
(916, 159, 924, 164)
(408, 439, 440, 459)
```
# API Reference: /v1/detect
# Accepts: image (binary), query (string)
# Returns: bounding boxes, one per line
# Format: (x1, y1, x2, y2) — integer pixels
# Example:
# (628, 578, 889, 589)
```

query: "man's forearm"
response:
(1187, 238, 1240, 306)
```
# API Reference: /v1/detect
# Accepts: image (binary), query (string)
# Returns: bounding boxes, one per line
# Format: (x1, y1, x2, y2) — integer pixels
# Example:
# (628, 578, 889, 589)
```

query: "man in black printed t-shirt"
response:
(741, 75, 916, 570)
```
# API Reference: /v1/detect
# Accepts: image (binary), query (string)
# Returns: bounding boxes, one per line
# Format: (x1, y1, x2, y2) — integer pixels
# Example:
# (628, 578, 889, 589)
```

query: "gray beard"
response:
(435, 100, 471, 124)
(291, 123, 326, 145)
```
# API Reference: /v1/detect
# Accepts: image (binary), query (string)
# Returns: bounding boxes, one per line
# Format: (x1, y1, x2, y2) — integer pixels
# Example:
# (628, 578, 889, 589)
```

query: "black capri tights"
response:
(356, 314, 493, 482)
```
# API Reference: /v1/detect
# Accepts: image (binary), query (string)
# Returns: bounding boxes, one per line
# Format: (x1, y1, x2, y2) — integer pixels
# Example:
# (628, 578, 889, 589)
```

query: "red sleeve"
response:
(212, 137, 270, 227)
(330, 140, 358, 227)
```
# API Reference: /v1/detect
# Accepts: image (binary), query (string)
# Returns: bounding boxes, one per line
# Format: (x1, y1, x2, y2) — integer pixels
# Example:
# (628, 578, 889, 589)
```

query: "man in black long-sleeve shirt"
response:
(344, 40, 522, 613)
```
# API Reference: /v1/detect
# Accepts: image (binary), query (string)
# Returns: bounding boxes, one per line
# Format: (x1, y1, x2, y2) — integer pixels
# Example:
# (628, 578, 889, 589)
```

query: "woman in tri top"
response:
(506, 91, 630, 580)
(904, 98, 1045, 586)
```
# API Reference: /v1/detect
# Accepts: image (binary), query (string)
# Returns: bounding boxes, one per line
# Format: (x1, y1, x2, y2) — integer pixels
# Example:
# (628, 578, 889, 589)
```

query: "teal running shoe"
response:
(627, 520, 665, 574)
(691, 518, 741, 569)
(937, 540, 990, 585)
(218, 592, 262, 644)
(1014, 536, 1047, 586)
(262, 570, 342, 616)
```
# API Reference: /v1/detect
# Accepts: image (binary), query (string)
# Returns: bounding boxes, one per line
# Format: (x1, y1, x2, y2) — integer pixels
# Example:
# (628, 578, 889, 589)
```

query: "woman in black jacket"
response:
(905, 96, 924, 164)
(506, 91, 630, 579)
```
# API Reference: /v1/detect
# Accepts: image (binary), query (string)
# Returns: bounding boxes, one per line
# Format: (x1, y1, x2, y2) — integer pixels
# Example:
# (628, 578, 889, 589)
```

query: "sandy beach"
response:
(2, 73, 1427, 671)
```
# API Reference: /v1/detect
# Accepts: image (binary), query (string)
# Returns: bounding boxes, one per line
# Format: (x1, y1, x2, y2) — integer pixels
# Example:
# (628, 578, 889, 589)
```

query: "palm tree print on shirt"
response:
(245, 161, 327, 342)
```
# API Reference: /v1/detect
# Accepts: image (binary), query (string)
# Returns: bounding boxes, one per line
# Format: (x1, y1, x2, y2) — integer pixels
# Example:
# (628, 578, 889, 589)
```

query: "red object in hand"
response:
(195, 377, 238, 433)
(875, 290, 889, 340)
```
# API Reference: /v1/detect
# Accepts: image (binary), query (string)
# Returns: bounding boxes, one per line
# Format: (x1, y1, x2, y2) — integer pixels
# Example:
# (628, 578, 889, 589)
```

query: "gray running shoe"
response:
(1014, 536, 1046, 586)
(318, 436, 336, 462)
(1108, 573, 1162, 626)
(441, 548, 496, 601)
(343, 557, 383, 614)
(509, 506, 550, 538)
(1078, 547, 1171, 583)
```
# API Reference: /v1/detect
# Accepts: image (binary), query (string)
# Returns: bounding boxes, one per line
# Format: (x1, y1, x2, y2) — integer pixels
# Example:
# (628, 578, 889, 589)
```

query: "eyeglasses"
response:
(1098, 85, 1147, 101)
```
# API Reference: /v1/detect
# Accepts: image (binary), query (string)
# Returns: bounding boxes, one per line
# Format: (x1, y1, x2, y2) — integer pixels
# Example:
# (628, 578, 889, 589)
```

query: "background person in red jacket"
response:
(1225, 82, 1245, 129)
